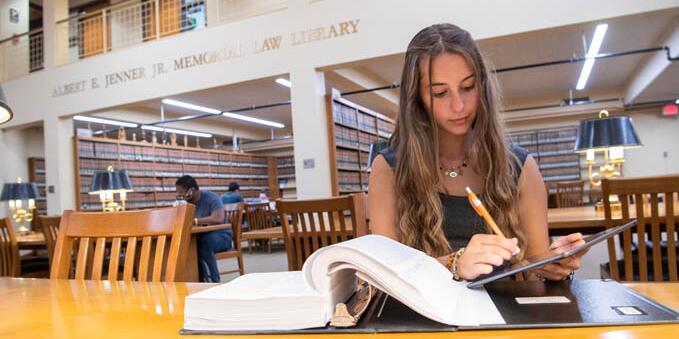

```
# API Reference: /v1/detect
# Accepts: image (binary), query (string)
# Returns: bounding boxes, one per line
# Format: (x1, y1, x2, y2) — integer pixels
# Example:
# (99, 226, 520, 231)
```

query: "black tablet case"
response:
(180, 279, 679, 335)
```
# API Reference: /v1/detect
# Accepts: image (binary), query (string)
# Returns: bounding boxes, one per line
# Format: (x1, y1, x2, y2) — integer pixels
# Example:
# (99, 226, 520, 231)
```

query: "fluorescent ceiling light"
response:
(576, 24, 608, 90)
(73, 115, 138, 128)
(275, 78, 291, 88)
(141, 125, 212, 138)
(162, 98, 221, 114)
(222, 112, 285, 128)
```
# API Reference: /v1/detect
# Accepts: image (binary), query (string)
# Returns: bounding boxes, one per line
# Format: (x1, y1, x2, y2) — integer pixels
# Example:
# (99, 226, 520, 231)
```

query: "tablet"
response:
(466, 219, 638, 289)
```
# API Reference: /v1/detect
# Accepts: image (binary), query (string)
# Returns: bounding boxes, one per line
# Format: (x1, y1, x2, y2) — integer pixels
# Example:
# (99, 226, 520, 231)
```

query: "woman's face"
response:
(419, 52, 479, 137)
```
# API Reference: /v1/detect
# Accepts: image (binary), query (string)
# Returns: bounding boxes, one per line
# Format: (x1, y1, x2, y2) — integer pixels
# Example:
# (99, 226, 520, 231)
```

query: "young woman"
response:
(368, 23, 584, 281)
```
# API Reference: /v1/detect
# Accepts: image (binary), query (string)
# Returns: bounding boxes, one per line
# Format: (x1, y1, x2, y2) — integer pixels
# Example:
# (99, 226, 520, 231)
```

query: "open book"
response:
(183, 235, 505, 332)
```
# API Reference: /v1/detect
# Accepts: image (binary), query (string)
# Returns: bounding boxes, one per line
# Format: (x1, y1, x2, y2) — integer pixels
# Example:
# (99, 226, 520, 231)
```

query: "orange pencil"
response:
(465, 187, 520, 254)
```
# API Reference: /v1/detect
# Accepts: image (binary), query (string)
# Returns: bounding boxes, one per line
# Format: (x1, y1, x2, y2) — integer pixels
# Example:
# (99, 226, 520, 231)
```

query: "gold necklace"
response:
(440, 160, 468, 178)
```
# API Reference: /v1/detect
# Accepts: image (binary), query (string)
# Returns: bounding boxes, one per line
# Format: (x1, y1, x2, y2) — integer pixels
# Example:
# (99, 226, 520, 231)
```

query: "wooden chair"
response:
(556, 180, 585, 207)
(38, 215, 61, 267)
(277, 193, 368, 271)
(50, 205, 194, 282)
(216, 203, 245, 277)
(0, 217, 20, 277)
(242, 202, 281, 253)
(601, 175, 679, 281)
(0, 217, 49, 277)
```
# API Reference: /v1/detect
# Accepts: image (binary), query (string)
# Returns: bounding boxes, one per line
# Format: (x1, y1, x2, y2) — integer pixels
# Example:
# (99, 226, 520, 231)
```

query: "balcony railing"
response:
(0, 29, 44, 81)
(55, 0, 207, 64)
(1, 0, 291, 80)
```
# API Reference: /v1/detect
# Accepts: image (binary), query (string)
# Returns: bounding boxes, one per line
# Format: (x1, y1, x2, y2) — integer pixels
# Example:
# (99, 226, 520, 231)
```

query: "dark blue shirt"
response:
(193, 190, 223, 219)
(221, 192, 244, 204)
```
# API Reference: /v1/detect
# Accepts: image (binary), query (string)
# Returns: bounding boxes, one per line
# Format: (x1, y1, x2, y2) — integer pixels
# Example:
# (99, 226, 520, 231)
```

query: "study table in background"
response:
(0, 277, 677, 338)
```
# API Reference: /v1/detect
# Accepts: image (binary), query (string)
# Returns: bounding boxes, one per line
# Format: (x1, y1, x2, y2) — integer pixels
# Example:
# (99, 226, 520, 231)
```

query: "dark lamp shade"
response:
(0, 85, 13, 125)
(1, 182, 39, 201)
(574, 115, 642, 153)
(90, 169, 133, 193)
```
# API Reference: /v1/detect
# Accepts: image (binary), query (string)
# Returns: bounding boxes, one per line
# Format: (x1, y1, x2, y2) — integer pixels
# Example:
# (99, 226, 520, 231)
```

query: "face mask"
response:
(176, 188, 194, 202)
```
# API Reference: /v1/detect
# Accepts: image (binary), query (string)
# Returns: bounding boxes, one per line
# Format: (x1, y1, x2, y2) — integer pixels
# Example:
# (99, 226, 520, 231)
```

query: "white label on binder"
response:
(514, 296, 571, 304)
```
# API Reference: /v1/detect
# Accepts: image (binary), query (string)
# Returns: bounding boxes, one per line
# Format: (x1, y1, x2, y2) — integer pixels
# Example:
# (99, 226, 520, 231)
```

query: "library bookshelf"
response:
(28, 157, 47, 216)
(326, 90, 395, 196)
(277, 155, 296, 199)
(74, 136, 278, 211)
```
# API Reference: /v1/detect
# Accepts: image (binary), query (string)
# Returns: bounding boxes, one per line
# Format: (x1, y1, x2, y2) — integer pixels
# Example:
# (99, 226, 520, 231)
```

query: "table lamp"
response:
(89, 166, 134, 212)
(0, 84, 13, 125)
(574, 110, 642, 210)
(1, 178, 39, 233)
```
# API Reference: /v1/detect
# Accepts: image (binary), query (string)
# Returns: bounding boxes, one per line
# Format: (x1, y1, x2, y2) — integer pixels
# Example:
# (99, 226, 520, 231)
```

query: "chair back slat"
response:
(666, 192, 677, 280)
(245, 202, 275, 231)
(278, 193, 368, 271)
(91, 237, 107, 280)
(224, 203, 244, 251)
(108, 237, 122, 281)
(0, 218, 20, 277)
(633, 193, 645, 281)
(556, 180, 585, 207)
(123, 237, 138, 281)
(152, 235, 167, 281)
(50, 205, 194, 282)
(38, 215, 61, 267)
(602, 176, 679, 282)
(138, 236, 153, 282)
(650, 193, 663, 281)
(75, 237, 90, 279)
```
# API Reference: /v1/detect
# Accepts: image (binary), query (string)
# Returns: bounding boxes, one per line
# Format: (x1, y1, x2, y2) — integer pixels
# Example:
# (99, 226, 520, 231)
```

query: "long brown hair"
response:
(390, 23, 523, 257)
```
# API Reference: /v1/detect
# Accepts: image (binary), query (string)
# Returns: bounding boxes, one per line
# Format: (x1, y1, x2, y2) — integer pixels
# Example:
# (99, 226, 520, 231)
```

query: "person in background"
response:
(221, 182, 244, 204)
(176, 175, 231, 282)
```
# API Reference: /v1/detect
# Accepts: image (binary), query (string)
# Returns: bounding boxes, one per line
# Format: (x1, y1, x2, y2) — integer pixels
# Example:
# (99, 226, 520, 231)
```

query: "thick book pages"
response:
(184, 271, 327, 331)
(183, 235, 504, 332)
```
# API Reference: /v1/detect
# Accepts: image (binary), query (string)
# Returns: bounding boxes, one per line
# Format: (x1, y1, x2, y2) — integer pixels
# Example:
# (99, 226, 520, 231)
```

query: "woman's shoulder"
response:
(372, 141, 396, 168)
(509, 143, 529, 167)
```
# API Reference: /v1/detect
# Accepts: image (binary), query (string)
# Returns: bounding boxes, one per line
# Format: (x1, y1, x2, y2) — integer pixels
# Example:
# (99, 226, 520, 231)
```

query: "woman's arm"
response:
(518, 154, 585, 280)
(517, 155, 551, 257)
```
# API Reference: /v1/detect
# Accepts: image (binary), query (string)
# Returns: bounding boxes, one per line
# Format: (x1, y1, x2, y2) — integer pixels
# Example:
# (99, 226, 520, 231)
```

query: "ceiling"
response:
(329, 7, 678, 113)
(89, 8, 678, 139)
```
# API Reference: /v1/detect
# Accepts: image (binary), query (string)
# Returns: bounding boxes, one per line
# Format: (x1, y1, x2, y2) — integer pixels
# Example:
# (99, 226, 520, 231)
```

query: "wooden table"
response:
(0, 277, 676, 338)
(548, 201, 679, 235)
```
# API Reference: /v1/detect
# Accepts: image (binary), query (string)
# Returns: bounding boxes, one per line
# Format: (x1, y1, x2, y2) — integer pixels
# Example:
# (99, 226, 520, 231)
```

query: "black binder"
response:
(180, 279, 679, 335)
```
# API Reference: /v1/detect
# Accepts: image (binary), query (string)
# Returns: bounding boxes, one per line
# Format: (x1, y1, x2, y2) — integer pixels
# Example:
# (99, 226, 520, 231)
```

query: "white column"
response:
(289, 66, 332, 199)
(43, 114, 75, 214)
(42, 0, 68, 69)
(0, 127, 29, 218)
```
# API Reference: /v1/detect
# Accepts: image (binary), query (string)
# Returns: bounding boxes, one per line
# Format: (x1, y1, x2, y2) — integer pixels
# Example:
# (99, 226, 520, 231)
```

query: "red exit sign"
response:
(663, 104, 678, 116)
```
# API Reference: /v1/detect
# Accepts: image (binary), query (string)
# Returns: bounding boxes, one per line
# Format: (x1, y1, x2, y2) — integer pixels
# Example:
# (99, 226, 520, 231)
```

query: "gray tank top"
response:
(377, 143, 529, 249)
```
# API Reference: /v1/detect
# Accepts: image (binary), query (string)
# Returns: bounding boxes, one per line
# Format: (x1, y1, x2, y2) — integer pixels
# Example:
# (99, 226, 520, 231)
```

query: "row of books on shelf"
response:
(79, 140, 269, 167)
(377, 119, 395, 138)
(335, 125, 360, 149)
(277, 156, 295, 168)
(277, 166, 295, 177)
(358, 131, 381, 152)
(332, 101, 359, 128)
(336, 149, 360, 170)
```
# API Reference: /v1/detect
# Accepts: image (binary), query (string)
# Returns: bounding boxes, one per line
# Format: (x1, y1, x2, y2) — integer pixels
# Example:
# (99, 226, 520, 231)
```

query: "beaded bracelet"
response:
(444, 253, 455, 270)
(451, 247, 465, 281)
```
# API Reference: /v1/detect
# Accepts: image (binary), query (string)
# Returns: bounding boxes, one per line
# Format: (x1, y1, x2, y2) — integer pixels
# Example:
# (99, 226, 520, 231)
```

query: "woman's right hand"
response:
(456, 234, 518, 280)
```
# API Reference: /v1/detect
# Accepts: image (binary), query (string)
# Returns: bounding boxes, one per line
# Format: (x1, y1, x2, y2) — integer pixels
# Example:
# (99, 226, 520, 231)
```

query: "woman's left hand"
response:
(533, 233, 587, 281)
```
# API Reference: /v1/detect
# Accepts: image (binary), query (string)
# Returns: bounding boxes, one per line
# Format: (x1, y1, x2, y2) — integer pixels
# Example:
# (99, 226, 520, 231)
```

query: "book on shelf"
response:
(183, 235, 503, 332)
